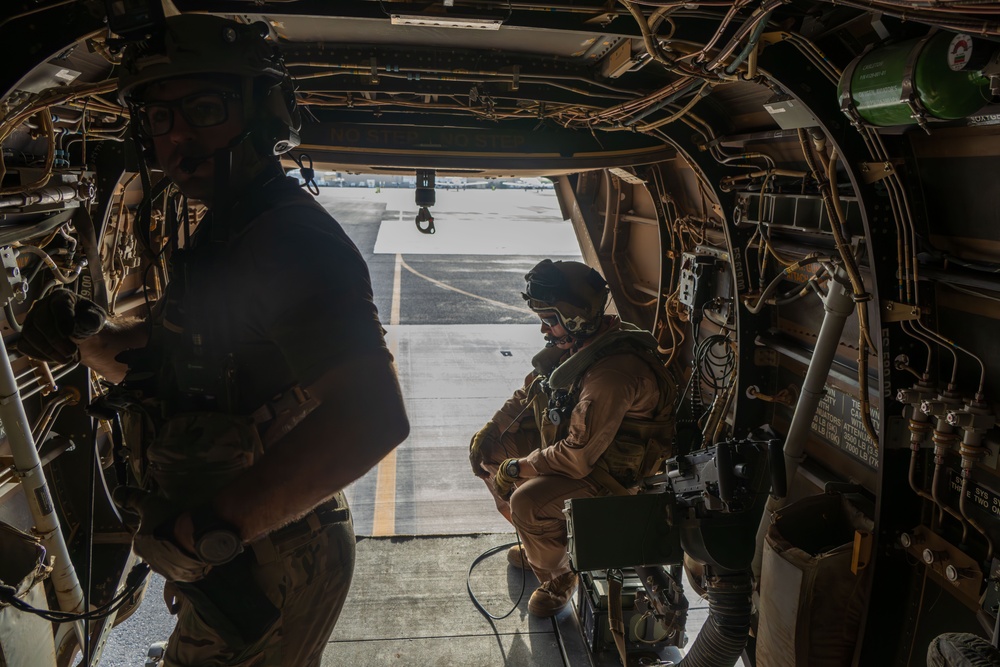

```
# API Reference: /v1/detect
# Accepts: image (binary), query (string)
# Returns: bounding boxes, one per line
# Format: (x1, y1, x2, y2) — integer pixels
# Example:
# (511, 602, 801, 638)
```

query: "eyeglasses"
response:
(136, 91, 240, 137)
(538, 314, 561, 328)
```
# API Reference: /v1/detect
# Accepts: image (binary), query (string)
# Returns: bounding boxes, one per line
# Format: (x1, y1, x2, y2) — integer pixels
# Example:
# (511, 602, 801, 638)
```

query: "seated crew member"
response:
(17, 14, 409, 667)
(469, 259, 677, 617)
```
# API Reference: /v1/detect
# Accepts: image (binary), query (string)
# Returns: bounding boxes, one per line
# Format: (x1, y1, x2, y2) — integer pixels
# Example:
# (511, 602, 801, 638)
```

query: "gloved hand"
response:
(493, 458, 519, 500)
(114, 486, 211, 583)
(17, 288, 106, 364)
(469, 421, 498, 478)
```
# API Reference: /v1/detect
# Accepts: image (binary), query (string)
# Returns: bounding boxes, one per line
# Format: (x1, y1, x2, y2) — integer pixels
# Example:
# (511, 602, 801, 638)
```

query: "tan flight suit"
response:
(478, 320, 671, 582)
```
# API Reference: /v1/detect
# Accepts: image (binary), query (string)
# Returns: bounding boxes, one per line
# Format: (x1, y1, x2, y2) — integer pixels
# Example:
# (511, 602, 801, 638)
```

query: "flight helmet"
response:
(117, 14, 300, 156)
(522, 259, 609, 337)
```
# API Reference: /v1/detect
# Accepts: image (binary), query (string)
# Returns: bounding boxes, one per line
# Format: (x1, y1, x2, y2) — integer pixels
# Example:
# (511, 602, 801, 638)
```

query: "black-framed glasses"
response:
(136, 91, 241, 137)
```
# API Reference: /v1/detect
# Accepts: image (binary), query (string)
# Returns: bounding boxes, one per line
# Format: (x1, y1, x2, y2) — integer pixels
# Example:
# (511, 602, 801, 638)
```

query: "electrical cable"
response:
(466, 533, 526, 621)
(0, 563, 150, 623)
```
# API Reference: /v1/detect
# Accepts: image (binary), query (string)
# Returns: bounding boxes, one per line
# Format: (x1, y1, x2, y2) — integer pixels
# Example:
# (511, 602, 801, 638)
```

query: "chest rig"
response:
(111, 172, 318, 498)
(126, 171, 304, 417)
(529, 324, 679, 491)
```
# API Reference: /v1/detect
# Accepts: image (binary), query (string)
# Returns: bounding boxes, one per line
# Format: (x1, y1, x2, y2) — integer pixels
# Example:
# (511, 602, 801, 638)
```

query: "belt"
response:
(251, 500, 351, 564)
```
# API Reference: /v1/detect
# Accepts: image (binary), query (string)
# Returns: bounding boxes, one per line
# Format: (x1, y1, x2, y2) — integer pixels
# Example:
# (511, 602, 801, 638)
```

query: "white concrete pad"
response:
(345, 324, 544, 537)
(316, 188, 581, 255)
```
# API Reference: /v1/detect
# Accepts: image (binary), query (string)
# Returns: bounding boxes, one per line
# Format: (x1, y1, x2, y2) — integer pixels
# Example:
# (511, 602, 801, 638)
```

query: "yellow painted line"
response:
(371, 450, 397, 537)
(390, 252, 402, 327)
(399, 257, 535, 315)
(371, 253, 403, 537)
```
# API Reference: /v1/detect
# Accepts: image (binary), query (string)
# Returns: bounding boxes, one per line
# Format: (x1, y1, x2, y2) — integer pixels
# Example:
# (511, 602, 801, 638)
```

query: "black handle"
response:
(716, 441, 735, 504)
(767, 438, 787, 499)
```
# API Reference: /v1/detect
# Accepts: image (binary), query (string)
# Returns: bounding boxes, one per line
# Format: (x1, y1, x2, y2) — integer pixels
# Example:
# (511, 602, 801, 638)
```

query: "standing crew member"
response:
(469, 259, 676, 617)
(17, 14, 409, 666)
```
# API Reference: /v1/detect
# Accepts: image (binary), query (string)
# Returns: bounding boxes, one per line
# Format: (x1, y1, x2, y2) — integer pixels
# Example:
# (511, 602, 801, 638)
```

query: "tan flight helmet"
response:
(117, 14, 300, 156)
(522, 259, 610, 337)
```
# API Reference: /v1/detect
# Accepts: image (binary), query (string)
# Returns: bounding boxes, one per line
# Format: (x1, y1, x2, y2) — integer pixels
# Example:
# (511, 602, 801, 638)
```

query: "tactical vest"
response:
(115, 170, 323, 506)
(526, 323, 678, 493)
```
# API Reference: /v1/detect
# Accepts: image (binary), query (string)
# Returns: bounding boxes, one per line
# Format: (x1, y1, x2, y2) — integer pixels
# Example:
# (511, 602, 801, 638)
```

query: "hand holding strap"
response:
(17, 288, 106, 364)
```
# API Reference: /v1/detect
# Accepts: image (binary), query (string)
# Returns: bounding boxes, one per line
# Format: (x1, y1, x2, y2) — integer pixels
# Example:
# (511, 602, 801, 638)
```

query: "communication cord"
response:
(466, 532, 526, 621)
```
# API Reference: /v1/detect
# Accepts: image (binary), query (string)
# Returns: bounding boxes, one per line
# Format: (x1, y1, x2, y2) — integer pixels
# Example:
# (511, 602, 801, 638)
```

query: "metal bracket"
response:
(859, 161, 896, 185)
(882, 300, 921, 322)
(900, 31, 937, 135)
(0, 246, 27, 307)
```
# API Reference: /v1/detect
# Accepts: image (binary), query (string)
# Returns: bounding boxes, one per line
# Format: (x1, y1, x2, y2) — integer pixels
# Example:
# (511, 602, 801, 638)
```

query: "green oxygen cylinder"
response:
(839, 32, 992, 127)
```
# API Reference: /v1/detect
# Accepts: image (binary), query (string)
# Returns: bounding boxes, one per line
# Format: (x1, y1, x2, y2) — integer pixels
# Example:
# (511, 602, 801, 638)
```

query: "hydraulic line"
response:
(947, 399, 998, 559)
(620, 0, 682, 72)
(802, 142, 879, 444)
(599, 170, 618, 256)
(705, 1, 783, 73)
(898, 380, 962, 534)
(744, 255, 834, 314)
(32, 387, 80, 445)
(625, 79, 702, 126)
(814, 0, 1000, 34)
(722, 9, 774, 75)
(0, 183, 92, 210)
(15, 246, 86, 284)
(636, 82, 714, 131)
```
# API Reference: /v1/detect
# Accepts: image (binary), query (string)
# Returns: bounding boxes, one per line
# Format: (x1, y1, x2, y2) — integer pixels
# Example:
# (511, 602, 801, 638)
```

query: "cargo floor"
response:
(322, 533, 688, 667)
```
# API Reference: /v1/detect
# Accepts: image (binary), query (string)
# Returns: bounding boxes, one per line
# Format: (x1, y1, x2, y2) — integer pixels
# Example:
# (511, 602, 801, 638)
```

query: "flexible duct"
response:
(751, 268, 856, 581)
(678, 571, 753, 667)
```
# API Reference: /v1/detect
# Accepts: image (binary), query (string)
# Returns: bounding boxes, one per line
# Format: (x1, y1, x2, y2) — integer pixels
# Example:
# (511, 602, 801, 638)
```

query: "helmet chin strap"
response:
(211, 129, 256, 212)
(544, 333, 576, 348)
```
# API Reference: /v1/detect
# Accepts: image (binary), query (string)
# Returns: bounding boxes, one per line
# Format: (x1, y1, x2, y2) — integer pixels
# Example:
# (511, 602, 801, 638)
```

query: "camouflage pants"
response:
(163, 496, 355, 667)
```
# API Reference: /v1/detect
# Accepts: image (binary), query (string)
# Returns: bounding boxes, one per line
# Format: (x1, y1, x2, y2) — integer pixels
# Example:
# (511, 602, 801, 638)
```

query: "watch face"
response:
(507, 460, 520, 478)
(196, 529, 243, 565)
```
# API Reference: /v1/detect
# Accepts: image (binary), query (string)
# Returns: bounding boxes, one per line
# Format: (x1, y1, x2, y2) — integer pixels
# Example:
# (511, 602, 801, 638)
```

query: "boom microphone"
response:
(179, 156, 208, 174)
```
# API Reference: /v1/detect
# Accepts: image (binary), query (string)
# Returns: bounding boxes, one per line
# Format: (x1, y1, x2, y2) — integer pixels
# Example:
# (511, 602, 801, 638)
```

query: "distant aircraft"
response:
(438, 177, 490, 190)
(504, 177, 555, 190)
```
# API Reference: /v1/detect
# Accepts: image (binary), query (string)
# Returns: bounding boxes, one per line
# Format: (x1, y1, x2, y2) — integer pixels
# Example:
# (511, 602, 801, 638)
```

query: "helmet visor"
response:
(537, 313, 561, 328)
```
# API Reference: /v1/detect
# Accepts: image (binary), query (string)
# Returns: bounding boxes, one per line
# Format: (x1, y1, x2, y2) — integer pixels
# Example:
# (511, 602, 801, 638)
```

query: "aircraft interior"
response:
(2, 1, 1000, 665)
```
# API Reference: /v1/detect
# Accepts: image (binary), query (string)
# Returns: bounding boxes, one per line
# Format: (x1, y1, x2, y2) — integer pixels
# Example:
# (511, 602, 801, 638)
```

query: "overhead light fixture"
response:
(390, 14, 503, 30)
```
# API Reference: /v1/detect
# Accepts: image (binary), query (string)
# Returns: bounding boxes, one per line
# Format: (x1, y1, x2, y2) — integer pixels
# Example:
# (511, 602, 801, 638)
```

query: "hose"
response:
(678, 570, 753, 666)
(723, 9, 775, 76)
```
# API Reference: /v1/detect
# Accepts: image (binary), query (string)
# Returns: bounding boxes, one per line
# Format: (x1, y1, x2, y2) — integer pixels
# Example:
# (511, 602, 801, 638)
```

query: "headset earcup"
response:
(252, 81, 301, 155)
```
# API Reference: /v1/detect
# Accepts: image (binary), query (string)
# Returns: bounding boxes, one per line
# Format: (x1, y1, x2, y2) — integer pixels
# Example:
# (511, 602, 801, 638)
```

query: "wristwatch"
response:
(189, 507, 244, 566)
(505, 459, 521, 479)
